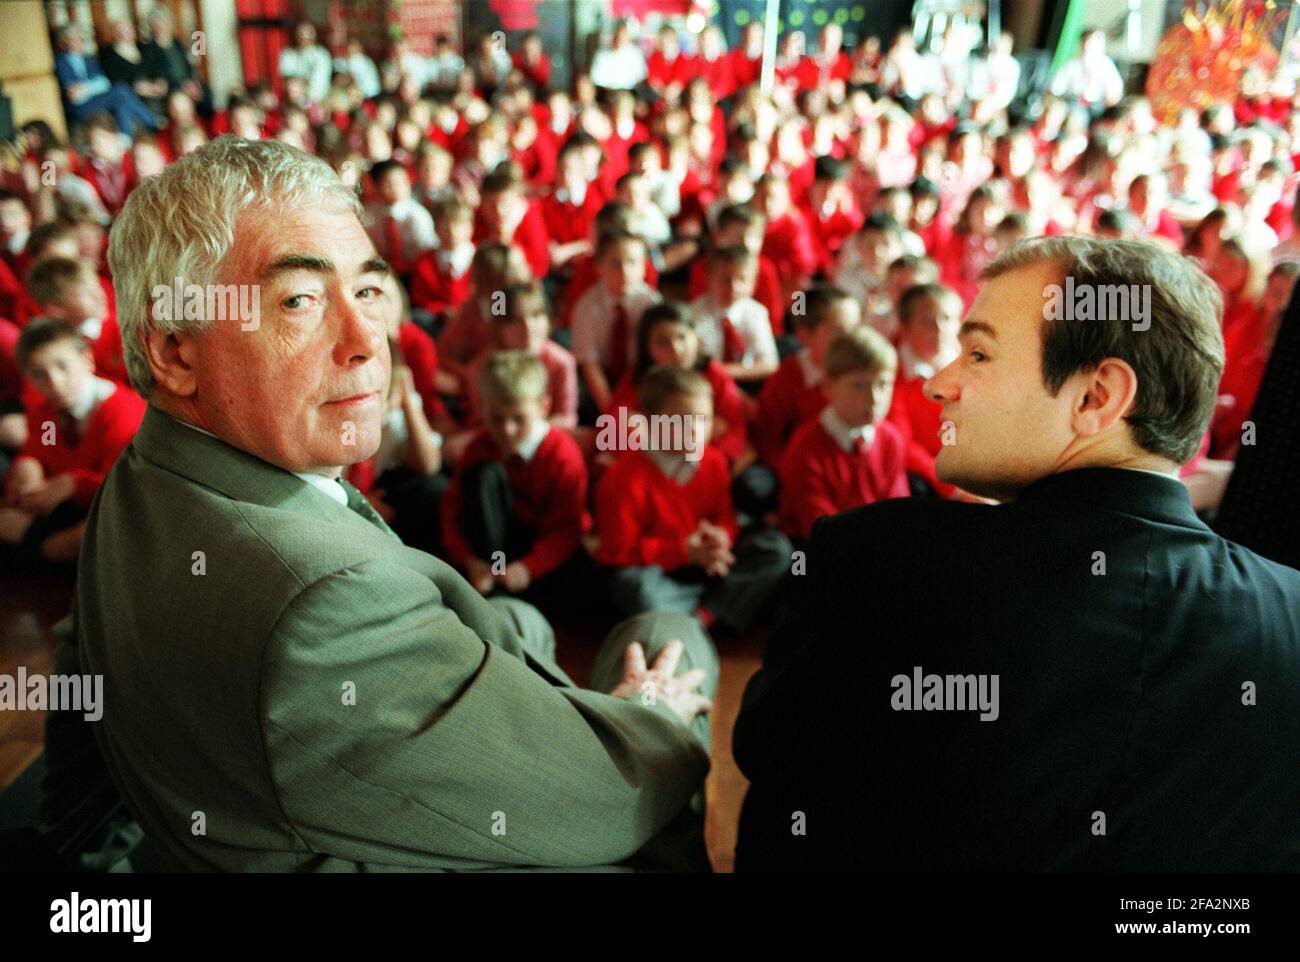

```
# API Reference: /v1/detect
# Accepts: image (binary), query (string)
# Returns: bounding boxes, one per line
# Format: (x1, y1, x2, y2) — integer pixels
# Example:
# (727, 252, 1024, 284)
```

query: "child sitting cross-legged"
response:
(439, 351, 591, 616)
(593, 364, 791, 634)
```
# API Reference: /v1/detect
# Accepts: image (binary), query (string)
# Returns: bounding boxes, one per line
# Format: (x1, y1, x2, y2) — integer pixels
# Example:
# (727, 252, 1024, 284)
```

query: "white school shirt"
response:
(279, 45, 333, 104)
(818, 405, 875, 454)
(365, 197, 436, 264)
(570, 283, 660, 369)
(688, 292, 777, 369)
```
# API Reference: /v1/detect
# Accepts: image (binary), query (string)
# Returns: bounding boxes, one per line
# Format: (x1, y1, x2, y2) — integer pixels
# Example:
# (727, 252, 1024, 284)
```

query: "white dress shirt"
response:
(819, 405, 875, 454)
(365, 197, 437, 264)
(688, 292, 778, 369)
(571, 283, 661, 369)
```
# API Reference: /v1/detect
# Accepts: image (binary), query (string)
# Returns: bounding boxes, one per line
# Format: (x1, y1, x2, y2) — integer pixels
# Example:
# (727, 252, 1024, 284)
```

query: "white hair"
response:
(108, 135, 361, 395)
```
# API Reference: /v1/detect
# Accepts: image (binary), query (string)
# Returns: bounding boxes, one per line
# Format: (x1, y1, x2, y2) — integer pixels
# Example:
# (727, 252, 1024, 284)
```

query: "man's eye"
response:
(283, 294, 311, 310)
(357, 286, 385, 300)
(970, 350, 988, 362)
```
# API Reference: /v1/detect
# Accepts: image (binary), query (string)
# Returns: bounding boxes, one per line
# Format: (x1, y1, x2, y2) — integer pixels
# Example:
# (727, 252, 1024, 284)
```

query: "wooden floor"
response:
(0, 568, 760, 872)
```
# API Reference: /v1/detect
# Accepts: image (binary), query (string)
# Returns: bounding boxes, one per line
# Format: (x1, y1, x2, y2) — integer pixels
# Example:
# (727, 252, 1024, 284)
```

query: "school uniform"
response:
(571, 283, 660, 387)
(474, 200, 551, 280)
(594, 445, 791, 632)
(558, 254, 658, 330)
(779, 407, 908, 540)
(754, 348, 828, 466)
(540, 181, 605, 248)
(440, 421, 589, 612)
(801, 199, 863, 275)
(409, 243, 474, 318)
(365, 197, 436, 276)
(437, 296, 492, 368)
(688, 253, 785, 336)
(761, 209, 818, 287)
(886, 344, 956, 497)
(17, 376, 145, 511)
(688, 292, 777, 373)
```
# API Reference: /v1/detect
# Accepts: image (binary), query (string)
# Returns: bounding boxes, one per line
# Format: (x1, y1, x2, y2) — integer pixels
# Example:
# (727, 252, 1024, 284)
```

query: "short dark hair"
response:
(980, 237, 1224, 464)
(638, 364, 712, 415)
(17, 317, 87, 370)
(792, 284, 853, 334)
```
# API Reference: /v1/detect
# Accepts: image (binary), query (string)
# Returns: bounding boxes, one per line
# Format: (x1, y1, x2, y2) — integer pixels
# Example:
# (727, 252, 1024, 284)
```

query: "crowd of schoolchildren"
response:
(2, 15, 1296, 635)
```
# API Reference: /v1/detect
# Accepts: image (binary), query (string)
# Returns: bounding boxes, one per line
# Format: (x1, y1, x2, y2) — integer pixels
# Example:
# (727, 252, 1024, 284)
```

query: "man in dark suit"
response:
(734, 237, 1300, 871)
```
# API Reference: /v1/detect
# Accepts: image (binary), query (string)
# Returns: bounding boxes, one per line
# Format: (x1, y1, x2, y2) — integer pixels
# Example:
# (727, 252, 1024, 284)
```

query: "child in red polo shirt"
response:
(1, 319, 144, 563)
(779, 326, 908, 542)
(754, 285, 860, 467)
(409, 196, 475, 322)
(886, 283, 963, 497)
(594, 365, 790, 633)
(440, 351, 590, 615)
(25, 255, 126, 383)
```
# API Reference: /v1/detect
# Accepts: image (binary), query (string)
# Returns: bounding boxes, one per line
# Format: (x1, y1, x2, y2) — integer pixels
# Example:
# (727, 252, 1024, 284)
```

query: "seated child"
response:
(688, 245, 778, 384)
(474, 168, 550, 280)
(409, 196, 475, 321)
(607, 302, 750, 470)
(885, 282, 963, 497)
(437, 241, 533, 385)
(688, 203, 784, 336)
(754, 284, 860, 467)
(440, 351, 590, 610)
(0, 319, 145, 563)
(364, 158, 436, 278)
(462, 281, 578, 431)
(25, 255, 126, 382)
(779, 326, 908, 542)
(832, 211, 906, 337)
(593, 364, 791, 633)
(571, 229, 661, 414)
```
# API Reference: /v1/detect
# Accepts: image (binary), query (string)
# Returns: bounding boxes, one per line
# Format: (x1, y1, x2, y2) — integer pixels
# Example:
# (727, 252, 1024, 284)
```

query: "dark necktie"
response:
(340, 478, 396, 537)
(58, 411, 82, 448)
(720, 312, 746, 363)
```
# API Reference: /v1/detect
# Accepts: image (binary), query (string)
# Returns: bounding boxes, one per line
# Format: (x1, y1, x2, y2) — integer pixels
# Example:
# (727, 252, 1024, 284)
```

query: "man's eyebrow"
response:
(959, 319, 998, 340)
(258, 255, 392, 282)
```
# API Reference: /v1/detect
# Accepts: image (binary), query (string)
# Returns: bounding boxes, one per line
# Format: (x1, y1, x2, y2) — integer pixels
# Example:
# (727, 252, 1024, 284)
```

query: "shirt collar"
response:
(648, 448, 700, 483)
(293, 471, 349, 506)
(515, 419, 551, 463)
(820, 405, 875, 453)
(897, 342, 937, 380)
(78, 316, 103, 341)
(68, 375, 115, 424)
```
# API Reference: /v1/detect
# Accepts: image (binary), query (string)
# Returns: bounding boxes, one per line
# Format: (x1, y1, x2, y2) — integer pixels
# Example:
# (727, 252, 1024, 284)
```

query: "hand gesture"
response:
(609, 640, 711, 726)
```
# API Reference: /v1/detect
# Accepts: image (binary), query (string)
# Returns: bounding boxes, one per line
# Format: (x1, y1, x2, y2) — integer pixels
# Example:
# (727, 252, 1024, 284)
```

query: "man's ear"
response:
(143, 326, 201, 398)
(1070, 357, 1139, 438)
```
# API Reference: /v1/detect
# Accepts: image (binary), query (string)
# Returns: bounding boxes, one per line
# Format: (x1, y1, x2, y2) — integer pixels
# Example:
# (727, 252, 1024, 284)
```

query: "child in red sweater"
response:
(754, 284, 860, 467)
(440, 351, 590, 613)
(474, 169, 551, 281)
(25, 255, 127, 383)
(885, 283, 963, 497)
(779, 326, 908, 541)
(688, 203, 785, 337)
(594, 365, 791, 633)
(409, 196, 475, 322)
(1, 319, 144, 563)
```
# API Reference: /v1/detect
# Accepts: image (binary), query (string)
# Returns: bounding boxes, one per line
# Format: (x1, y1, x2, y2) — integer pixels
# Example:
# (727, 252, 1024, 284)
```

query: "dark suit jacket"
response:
(733, 467, 1300, 871)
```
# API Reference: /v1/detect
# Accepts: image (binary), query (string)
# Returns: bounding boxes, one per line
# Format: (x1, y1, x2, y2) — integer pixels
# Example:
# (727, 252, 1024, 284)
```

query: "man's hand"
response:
(499, 560, 531, 593)
(465, 556, 495, 595)
(17, 474, 75, 517)
(609, 640, 711, 726)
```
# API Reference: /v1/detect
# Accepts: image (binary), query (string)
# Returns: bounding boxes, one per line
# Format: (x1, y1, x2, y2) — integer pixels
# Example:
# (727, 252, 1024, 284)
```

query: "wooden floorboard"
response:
(0, 569, 757, 872)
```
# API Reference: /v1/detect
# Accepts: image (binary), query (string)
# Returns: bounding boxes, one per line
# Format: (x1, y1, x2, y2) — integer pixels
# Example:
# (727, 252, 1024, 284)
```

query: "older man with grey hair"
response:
(74, 136, 718, 872)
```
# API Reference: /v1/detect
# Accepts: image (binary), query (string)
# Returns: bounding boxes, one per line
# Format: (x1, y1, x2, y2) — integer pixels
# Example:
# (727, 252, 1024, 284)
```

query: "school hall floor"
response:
(0, 566, 759, 872)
